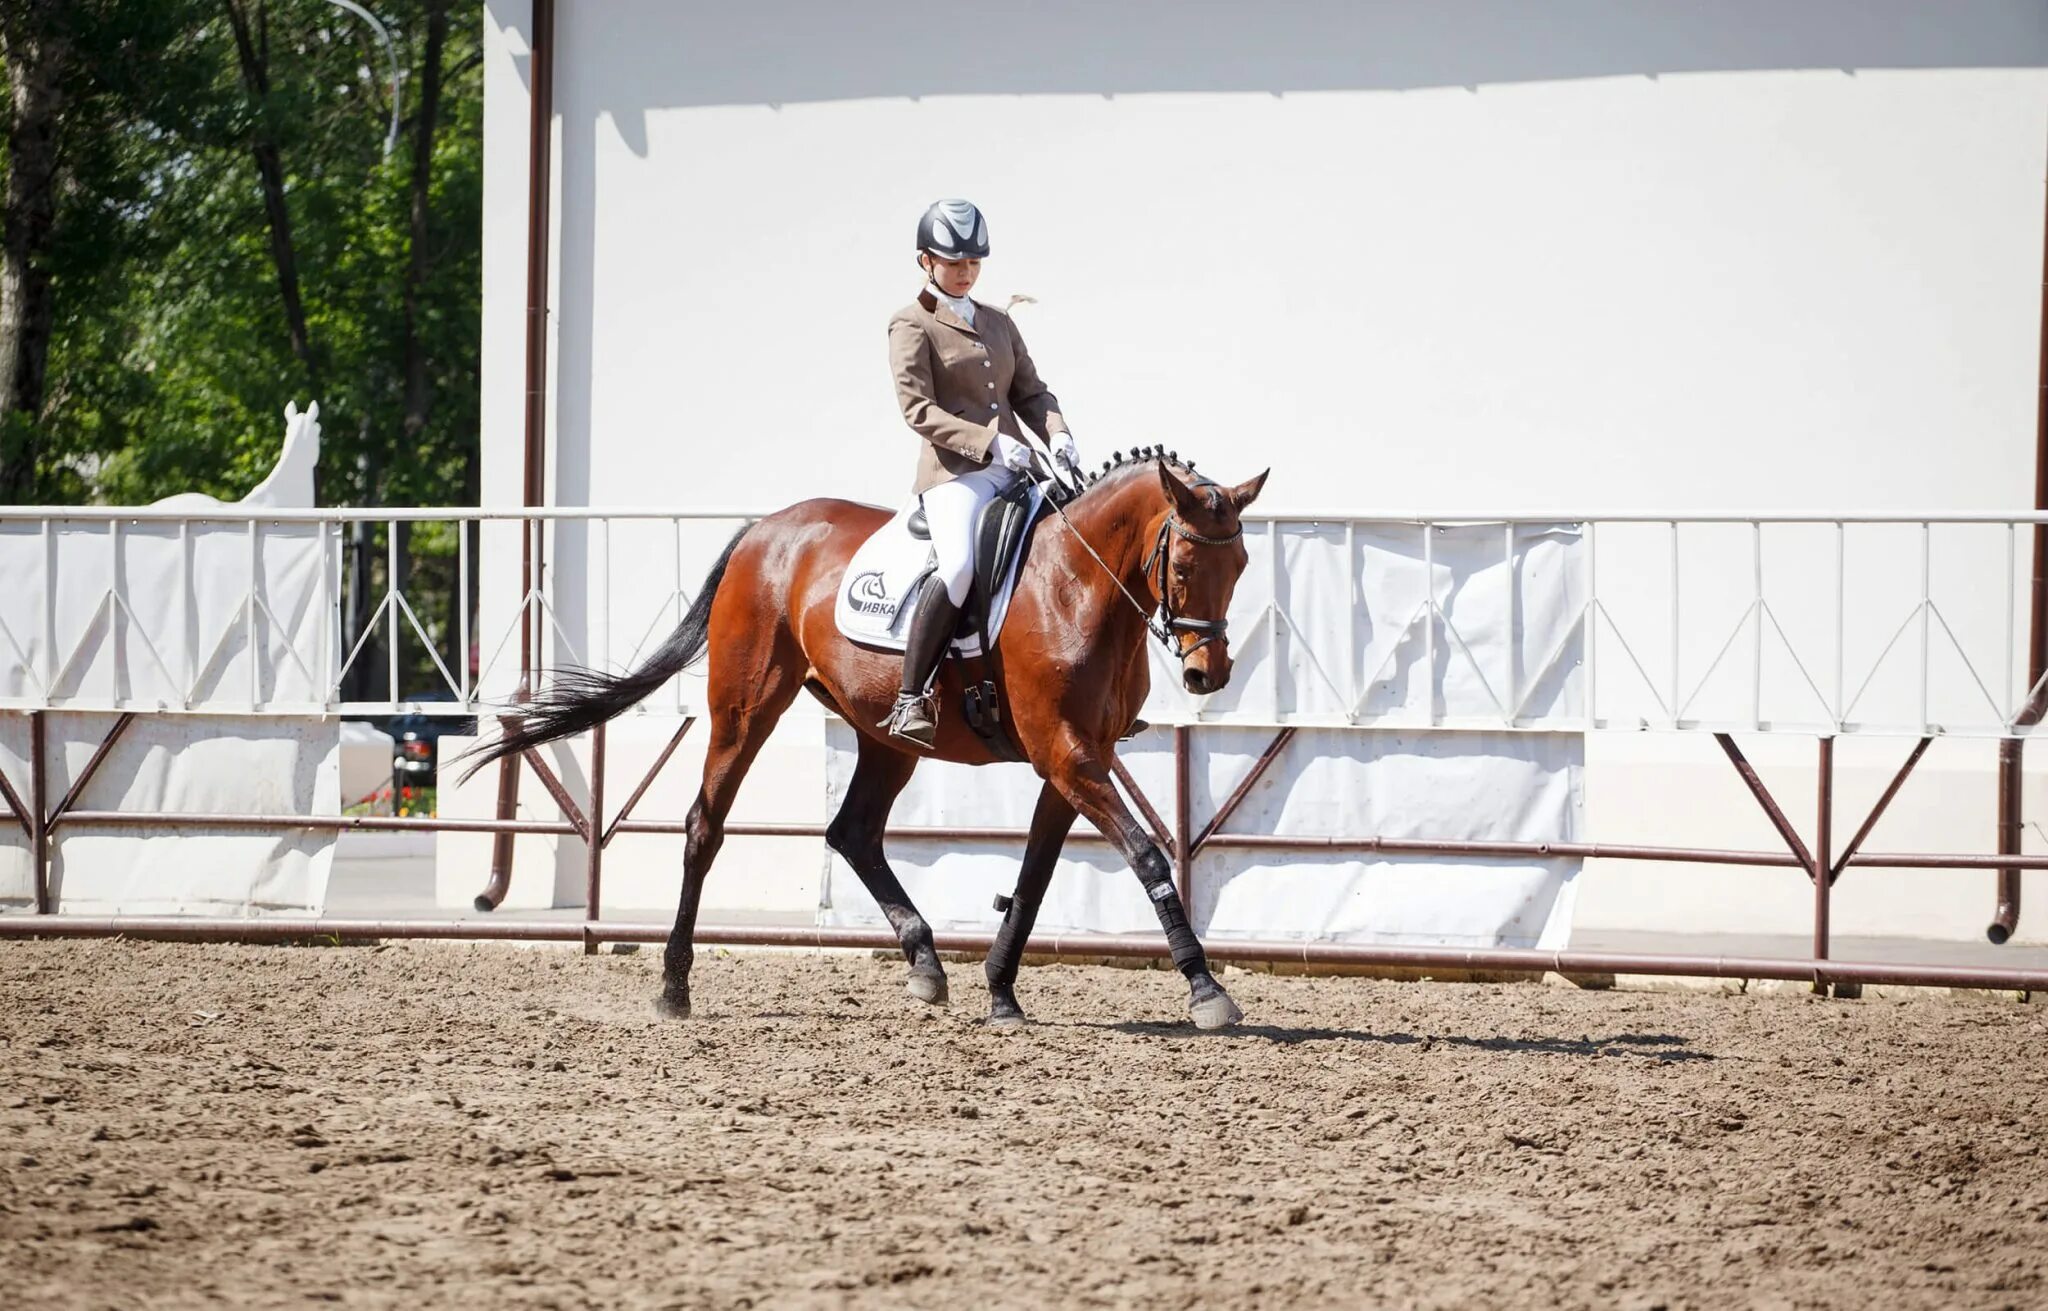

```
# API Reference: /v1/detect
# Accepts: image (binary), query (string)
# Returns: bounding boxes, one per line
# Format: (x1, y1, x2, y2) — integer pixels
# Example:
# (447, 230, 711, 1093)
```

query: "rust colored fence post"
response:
(476, 722, 524, 912)
(602, 716, 694, 847)
(1814, 737, 1834, 990)
(1994, 736, 2024, 943)
(29, 711, 48, 914)
(1174, 726, 1193, 913)
(1832, 736, 1932, 884)
(584, 722, 606, 953)
(1714, 733, 1816, 876)
(1996, 153, 2048, 943)
(482, 0, 557, 916)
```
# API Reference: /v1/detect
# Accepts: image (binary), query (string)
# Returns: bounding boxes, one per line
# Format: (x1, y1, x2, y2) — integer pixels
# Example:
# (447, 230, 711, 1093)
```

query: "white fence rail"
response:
(0, 506, 2041, 737)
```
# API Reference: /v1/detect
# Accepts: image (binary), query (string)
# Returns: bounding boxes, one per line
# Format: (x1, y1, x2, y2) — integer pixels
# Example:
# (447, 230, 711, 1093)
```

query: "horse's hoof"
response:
(986, 1010, 1027, 1032)
(907, 969, 950, 1006)
(1190, 989, 1243, 1031)
(652, 992, 692, 1021)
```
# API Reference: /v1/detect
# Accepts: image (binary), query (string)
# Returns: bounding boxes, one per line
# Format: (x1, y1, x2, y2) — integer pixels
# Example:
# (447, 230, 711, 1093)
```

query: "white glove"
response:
(989, 430, 1034, 472)
(1052, 430, 1080, 470)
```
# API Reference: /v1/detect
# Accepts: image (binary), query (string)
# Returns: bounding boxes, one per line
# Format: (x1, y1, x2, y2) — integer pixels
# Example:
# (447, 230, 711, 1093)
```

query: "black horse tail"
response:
(457, 525, 749, 781)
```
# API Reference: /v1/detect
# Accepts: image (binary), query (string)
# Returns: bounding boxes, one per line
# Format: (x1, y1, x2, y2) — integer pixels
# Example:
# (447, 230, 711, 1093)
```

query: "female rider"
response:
(879, 199, 1079, 749)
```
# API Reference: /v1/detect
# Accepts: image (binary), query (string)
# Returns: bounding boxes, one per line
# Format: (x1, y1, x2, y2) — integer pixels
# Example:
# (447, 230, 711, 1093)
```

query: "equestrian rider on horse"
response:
(880, 199, 1079, 749)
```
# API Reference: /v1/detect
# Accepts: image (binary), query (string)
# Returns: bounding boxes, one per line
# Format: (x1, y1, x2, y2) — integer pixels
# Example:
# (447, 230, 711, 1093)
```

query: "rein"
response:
(1038, 460, 1241, 663)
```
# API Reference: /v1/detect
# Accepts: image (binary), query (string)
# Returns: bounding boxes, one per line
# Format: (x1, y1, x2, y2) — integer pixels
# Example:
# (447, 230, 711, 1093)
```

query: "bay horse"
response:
(463, 449, 1268, 1030)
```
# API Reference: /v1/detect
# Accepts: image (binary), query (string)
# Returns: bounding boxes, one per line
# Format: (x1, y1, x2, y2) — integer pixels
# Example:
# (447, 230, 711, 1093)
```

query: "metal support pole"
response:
(1814, 737, 1833, 984)
(1833, 735, 1933, 883)
(476, 724, 523, 912)
(50, 713, 133, 827)
(584, 722, 606, 953)
(1994, 737, 2024, 943)
(0, 763, 30, 842)
(1995, 151, 2048, 943)
(9, 915, 2048, 994)
(29, 710, 48, 914)
(1173, 725, 1193, 911)
(1193, 727, 1297, 854)
(1714, 733, 1816, 878)
(521, 746, 587, 836)
(483, 0, 556, 916)
(1109, 753, 1175, 862)
(603, 715, 695, 847)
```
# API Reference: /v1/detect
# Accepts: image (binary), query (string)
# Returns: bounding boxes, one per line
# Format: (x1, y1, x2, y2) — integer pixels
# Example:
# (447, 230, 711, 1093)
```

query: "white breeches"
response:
(920, 464, 1014, 606)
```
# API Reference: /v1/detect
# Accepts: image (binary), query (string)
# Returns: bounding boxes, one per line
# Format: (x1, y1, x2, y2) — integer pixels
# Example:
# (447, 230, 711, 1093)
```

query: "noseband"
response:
(1141, 513, 1242, 661)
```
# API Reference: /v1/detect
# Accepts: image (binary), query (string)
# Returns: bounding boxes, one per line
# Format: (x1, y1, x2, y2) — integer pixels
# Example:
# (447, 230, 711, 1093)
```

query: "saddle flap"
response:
(834, 481, 1050, 659)
(962, 478, 1041, 629)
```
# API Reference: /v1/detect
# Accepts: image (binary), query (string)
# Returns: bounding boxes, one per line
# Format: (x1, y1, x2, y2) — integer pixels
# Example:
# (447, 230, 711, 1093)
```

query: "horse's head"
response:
(1151, 462, 1269, 696)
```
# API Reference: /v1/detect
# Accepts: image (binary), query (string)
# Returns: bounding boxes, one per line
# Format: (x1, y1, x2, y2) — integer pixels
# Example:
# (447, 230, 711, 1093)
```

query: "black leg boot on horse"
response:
(879, 573, 959, 751)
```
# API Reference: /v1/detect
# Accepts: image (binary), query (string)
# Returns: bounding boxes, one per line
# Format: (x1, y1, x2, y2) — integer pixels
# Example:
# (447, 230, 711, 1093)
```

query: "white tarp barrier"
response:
(0, 404, 331, 715)
(0, 712, 338, 915)
(0, 519, 331, 713)
(820, 723, 1579, 947)
(823, 521, 1585, 946)
(0, 406, 340, 916)
(1118, 519, 1586, 728)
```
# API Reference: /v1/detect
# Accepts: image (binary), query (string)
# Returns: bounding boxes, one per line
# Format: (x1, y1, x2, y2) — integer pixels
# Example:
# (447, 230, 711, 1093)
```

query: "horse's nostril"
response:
(1185, 670, 1211, 694)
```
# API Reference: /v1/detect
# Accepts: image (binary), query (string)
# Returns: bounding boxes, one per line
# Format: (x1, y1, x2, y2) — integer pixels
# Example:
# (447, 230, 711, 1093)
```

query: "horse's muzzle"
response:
(1183, 664, 1228, 695)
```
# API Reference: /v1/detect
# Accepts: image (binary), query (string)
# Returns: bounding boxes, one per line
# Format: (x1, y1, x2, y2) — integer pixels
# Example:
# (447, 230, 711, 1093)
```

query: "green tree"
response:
(0, 0, 484, 698)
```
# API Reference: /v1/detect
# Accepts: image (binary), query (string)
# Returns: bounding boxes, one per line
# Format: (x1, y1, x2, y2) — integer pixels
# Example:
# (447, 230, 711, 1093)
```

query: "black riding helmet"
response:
(917, 198, 989, 263)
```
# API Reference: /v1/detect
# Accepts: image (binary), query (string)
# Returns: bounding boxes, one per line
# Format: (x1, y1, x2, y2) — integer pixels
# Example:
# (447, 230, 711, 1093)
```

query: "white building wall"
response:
(466, 0, 2048, 943)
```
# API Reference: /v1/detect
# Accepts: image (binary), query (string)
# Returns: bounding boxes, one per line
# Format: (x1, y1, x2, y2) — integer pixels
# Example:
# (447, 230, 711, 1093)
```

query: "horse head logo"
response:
(850, 571, 895, 615)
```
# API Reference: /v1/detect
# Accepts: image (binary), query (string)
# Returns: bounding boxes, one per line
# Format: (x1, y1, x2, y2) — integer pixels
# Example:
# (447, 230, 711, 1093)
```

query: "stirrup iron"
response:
(880, 689, 939, 750)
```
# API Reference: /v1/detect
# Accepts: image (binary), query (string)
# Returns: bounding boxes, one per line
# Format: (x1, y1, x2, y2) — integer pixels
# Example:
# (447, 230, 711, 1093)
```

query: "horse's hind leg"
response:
(984, 781, 1077, 1029)
(656, 642, 804, 1019)
(825, 735, 947, 1005)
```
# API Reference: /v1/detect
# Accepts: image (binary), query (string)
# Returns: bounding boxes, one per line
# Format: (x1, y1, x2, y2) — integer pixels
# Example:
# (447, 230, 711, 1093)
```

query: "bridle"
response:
(1140, 513, 1241, 659)
(1039, 460, 1241, 663)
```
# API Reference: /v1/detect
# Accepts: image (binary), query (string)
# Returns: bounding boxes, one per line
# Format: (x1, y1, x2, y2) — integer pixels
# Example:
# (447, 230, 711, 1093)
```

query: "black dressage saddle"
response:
(905, 476, 1050, 642)
(903, 477, 1055, 758)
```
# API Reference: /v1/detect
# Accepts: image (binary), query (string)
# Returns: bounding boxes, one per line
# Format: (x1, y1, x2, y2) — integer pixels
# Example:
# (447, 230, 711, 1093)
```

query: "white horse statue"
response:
(150, 401, 321, 511)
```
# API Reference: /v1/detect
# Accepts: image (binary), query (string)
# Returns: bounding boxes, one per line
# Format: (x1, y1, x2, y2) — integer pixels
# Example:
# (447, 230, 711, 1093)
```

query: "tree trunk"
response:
(0, 6, 69, 501)
(401, 0, 450, 443)
(223, 0, 317, 391)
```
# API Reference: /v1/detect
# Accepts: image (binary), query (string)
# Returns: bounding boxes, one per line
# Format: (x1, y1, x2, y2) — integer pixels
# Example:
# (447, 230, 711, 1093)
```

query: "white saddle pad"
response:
(834, 485, 1046, 658)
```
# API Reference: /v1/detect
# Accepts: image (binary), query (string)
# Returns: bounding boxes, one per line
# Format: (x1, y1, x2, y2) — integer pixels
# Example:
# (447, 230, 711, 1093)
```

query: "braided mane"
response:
(1071, 446, 1223, 512)
(1073, 442, 1228, 520)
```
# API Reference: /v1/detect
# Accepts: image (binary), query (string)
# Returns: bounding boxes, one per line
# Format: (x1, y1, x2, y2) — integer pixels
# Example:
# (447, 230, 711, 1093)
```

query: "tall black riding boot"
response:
(879, 574, 960, 750)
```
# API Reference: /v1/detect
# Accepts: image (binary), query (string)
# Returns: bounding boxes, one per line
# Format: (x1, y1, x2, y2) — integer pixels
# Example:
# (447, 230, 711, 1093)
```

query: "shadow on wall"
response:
(502, 0, 2048, 155)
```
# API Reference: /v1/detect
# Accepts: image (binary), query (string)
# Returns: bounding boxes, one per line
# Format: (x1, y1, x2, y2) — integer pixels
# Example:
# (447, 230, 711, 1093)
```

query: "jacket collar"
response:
(917, 287, 980, 338)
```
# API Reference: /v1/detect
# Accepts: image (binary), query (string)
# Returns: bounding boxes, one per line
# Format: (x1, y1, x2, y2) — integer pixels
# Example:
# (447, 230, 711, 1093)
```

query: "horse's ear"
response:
(1159, 462, 1207, 518)
(1228, 469, 1270, 511)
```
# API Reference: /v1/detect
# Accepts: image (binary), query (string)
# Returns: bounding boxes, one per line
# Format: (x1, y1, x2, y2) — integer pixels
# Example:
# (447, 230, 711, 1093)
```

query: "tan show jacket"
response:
(888, 290, 1069, 495)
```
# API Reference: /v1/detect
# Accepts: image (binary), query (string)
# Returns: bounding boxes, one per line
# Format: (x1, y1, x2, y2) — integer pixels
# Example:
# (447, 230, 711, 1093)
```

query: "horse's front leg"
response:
(984, 781, 1078, 1029)
(1044, 741, 1242, 1030)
